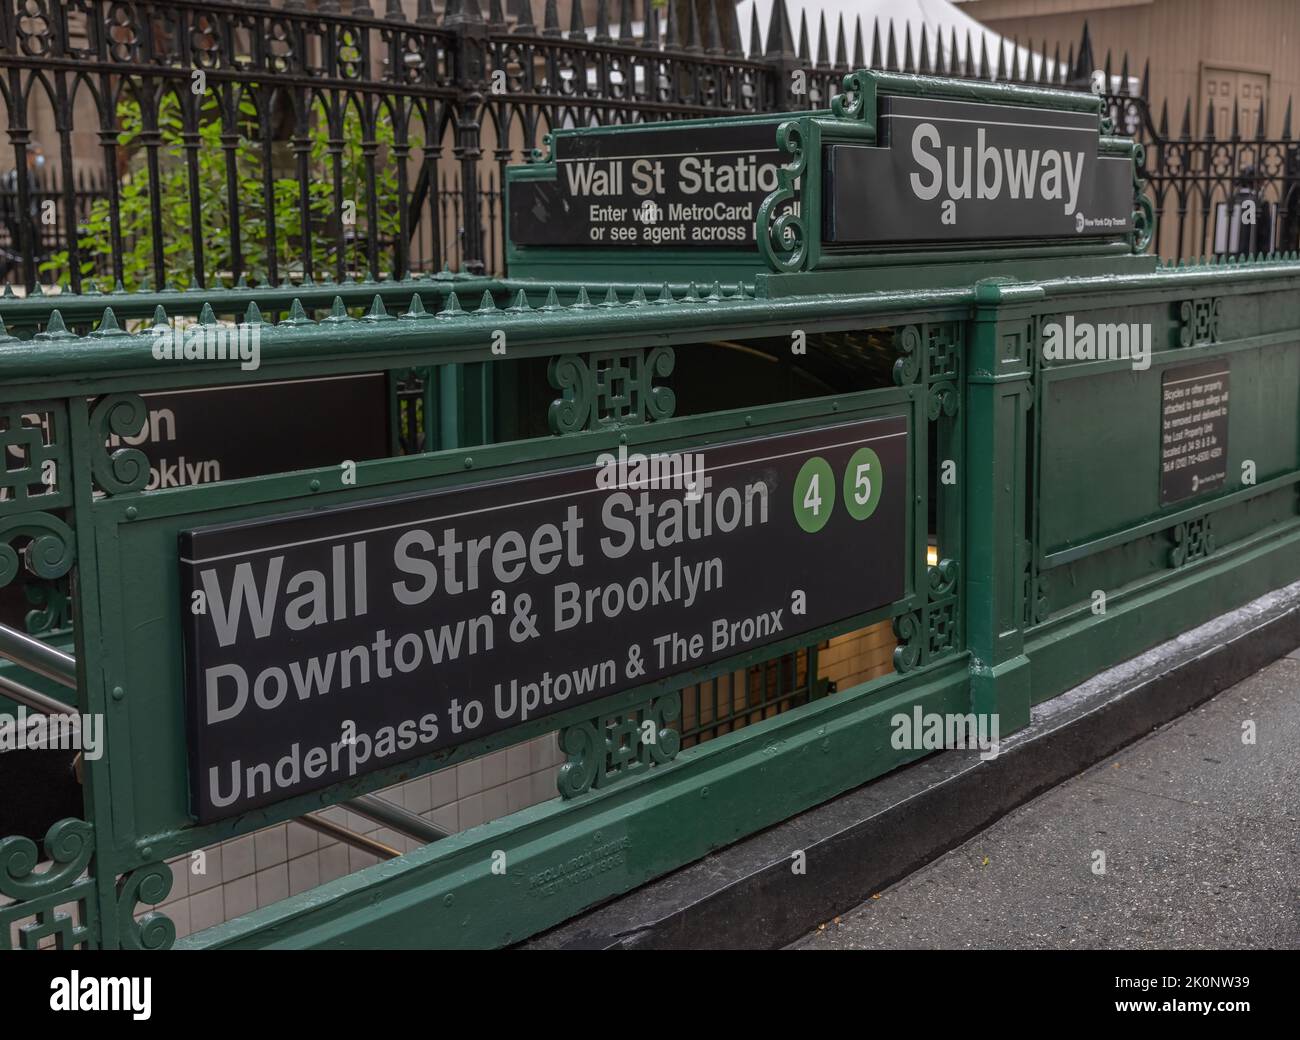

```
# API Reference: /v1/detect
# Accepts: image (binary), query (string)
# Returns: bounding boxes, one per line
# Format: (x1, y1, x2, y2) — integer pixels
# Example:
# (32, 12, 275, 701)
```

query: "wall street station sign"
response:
(179, 415, 907, 821)
(509, 119, 789, 249)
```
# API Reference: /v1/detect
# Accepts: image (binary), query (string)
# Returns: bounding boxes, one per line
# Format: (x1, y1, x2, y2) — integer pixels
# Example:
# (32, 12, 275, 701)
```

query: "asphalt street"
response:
(795, 647, 1300, 950)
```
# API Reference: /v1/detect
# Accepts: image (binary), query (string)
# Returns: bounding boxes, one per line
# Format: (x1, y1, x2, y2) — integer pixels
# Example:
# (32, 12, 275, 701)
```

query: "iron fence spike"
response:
(766, 0, 795, 58)
(152, 305, 169, 327)
(507, 289, 531, 312)
(903, 23, 914, 73)
(573, 286, 593, 308)
(601, 286, 620, 306)
(797, 10, 809, 62)
(439, 291, 465, 316)
(91, 307, 124, 337)
(479, 289, 497, 311)
(244, 301, 264, 325)
(542, 287, 561, 310)
(618, 0, 634, 43)
(199, 302, 218, 325)
(42, 310, 70, 336)
(712, 0, 736, 55)
(327, 296, 350, 321)
(286, 299, 312, 324)
(630, 286, 647, 305)
(655, 283, 674, 304)
(706, 0, 725, 58)
(403, 294, 429, 318)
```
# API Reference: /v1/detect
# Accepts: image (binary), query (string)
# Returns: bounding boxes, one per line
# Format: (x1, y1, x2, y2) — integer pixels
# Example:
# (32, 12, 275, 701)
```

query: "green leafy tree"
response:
(43, 91, 411, 289)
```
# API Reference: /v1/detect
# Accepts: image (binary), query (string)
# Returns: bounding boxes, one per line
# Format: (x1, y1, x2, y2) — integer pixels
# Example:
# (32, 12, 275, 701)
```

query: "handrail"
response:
(0, 670, 76, 716)
(0, 621, 76, 689)
(346, 792, 450, 843)
(297, 815, 401, 860)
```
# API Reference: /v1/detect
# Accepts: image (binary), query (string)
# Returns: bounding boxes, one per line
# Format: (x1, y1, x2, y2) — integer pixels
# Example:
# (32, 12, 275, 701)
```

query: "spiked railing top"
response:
(7, 257, 1300, 386)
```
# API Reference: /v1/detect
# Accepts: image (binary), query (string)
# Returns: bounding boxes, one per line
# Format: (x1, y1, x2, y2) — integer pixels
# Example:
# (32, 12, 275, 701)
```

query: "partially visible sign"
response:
(825, 95, 1134, 245)
(1160, 360, 1230, 504)
(509, 120, 788, 249)
(0, 374, 390, 631)
(179, 416, 908, 821)
(108, 374, 390, 491)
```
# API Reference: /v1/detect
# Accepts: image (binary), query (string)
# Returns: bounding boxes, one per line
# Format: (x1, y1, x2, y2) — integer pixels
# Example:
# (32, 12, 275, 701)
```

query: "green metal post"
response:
(964, 280, 1044, 735)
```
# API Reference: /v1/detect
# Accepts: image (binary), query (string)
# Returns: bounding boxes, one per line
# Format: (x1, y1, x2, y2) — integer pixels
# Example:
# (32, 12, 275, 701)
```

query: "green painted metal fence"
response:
(2, 72, 1300, 950)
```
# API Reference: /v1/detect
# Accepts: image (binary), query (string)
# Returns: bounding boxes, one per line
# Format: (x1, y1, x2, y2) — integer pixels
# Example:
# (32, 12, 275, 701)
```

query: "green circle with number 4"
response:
(843, 447, 883, 520)
(793, 456, 835, 533)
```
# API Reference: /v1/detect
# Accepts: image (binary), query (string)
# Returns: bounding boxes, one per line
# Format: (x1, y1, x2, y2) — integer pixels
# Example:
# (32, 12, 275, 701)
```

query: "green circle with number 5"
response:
(843, 447, 883, 520)
(793, 456, 835, 533)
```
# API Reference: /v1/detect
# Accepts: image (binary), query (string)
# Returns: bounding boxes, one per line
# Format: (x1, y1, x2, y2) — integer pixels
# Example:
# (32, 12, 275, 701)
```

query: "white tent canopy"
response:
(733, 0, 1065, 80)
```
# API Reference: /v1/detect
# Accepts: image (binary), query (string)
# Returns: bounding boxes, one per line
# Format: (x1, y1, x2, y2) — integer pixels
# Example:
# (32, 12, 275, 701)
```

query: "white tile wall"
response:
(146, 732, 562, 941)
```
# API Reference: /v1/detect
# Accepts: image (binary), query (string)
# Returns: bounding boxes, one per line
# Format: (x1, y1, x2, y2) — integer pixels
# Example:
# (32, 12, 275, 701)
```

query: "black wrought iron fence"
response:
(0, 166, 109, 282)
(0, 1, 1293, 289)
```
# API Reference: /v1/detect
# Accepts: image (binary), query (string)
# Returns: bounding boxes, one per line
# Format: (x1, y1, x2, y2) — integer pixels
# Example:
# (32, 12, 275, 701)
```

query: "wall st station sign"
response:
(509, 119, 788, 249)
(179, 416, 907, 821)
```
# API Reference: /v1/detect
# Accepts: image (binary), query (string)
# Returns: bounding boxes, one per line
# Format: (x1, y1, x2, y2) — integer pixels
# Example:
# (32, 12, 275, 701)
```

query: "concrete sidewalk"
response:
(795, 648, 1300, 950)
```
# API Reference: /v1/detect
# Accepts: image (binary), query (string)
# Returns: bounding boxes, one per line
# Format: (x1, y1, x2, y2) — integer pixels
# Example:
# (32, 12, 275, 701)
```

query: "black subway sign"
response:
(826, 95, 1133, 244)
(509, 120, 789, 249)
(179, 416, 907, 821)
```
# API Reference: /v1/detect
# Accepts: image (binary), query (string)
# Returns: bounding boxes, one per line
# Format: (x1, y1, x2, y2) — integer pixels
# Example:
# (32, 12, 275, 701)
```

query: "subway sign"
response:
(825, 94, 1133, 244)
(179, 416, 907, 821)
